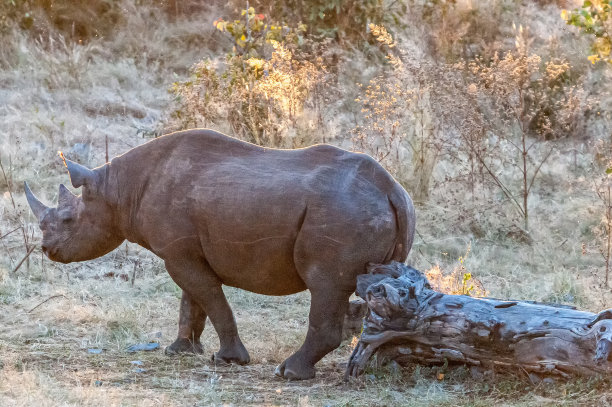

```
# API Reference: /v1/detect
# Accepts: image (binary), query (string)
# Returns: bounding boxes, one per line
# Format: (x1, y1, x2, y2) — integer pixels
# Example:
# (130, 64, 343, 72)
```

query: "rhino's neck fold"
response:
(100, 155, 152, 250)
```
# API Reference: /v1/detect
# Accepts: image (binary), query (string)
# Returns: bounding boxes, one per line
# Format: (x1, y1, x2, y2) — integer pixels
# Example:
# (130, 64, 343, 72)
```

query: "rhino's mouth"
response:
(43, 246, 66, 263)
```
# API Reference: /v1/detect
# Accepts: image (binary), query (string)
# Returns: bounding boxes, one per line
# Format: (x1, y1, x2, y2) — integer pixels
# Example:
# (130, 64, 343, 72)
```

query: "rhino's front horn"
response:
(65, 159, 95, 188)
(24, 182, 49, 221)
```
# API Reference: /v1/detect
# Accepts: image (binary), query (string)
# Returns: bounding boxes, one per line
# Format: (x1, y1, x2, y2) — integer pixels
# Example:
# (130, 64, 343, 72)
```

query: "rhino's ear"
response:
(65, 159, 95, 188)
(58, 184, 78, 207)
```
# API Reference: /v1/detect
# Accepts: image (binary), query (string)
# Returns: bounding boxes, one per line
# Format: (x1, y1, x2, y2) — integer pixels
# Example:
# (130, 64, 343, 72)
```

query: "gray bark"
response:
(346, 262, 612, 379)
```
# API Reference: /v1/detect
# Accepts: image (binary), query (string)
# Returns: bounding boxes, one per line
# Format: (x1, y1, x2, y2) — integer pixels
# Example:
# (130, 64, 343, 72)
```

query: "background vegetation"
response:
(1, 0, 612, 405)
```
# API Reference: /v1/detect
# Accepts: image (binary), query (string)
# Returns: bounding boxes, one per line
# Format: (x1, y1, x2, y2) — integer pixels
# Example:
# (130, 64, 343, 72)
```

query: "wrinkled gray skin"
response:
(25, 129, 416, 380)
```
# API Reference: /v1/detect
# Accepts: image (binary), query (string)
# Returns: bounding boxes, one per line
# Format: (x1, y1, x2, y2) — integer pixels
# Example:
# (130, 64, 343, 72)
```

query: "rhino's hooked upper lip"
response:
(42, 245, 60, 260)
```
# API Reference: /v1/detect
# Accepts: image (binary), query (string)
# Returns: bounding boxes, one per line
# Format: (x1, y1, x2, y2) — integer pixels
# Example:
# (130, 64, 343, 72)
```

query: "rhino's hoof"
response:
(274, 359, 316, 380)
(212, 343, 250, 365)
(165, 338, 203, 355)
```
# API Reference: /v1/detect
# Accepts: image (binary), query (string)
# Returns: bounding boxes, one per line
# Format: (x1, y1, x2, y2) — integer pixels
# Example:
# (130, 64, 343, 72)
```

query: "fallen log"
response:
(346, 262, 612, 379)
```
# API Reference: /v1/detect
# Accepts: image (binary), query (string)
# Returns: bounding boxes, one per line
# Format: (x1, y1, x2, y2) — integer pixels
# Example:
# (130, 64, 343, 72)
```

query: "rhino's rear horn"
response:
(58, 184, 78, 206)
(66, 159, 95, 188)
(24, 182, 49, 221)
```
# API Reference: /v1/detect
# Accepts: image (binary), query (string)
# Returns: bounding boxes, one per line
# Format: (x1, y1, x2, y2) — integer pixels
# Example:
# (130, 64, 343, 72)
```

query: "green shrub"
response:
(563, 0, 612, 64)
(171, 7, 329, 147)
(1, 0, 125, 41)
(233, 0, 405, 44)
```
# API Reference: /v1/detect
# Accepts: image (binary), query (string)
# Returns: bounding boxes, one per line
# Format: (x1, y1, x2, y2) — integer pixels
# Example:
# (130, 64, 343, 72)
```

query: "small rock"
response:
(470, 366, 484, 380)
(505, 224, 533, 245)
(132, 368, 147, 373)
(87, 348, 103, 354)
(386, 360, 401, 376)
(528, 373, 542, 384)
(130, 360, 144, 366)
(469, 220, 486, 239)
(126, 342, 160, 353)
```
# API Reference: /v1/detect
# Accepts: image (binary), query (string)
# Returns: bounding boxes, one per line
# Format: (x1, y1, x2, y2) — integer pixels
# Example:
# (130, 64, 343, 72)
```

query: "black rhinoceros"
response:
(25, 129, 415, 380)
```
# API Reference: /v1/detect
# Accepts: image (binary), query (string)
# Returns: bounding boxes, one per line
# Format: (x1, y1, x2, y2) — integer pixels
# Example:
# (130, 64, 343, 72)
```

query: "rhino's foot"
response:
(165, 338, 204, 355)
(212, 342, 250, 365)
(274, 357, 316, 380)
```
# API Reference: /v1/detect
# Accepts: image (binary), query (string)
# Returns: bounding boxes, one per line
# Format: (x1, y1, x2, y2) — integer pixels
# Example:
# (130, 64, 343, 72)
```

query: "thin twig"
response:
(0, 226, 20, 241)
(2, 240, 16, 265)
(415, 228, 427, 244)
(526, 146, 554, 197)
(0, 158, 16, 209)
(0, 157, 31, 259)
(11, 245, 35, 273)
(131, 260, 138, 287)
(27, 294, 66, 313)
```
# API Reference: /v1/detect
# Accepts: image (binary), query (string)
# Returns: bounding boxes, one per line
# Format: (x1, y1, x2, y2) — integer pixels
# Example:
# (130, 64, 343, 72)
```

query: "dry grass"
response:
(1, 1, 612, 406)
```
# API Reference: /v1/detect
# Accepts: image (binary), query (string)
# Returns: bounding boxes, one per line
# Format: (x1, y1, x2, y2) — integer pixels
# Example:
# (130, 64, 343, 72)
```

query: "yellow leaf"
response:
(588, 54, 601, 64)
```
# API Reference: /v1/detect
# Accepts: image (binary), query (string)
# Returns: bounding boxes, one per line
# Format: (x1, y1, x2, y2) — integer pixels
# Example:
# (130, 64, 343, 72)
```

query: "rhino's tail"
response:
(387, 186, 416, 263)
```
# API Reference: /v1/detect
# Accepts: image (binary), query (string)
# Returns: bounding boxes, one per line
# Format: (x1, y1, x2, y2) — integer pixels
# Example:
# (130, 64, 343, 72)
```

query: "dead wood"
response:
(346, 262, 612, 379)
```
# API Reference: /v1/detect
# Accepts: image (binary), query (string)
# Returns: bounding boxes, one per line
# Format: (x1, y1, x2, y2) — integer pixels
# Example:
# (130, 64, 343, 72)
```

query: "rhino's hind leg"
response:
(164, 256, 250, 365)
(165, 291, 206, 355)
(275, 288, 351, 380)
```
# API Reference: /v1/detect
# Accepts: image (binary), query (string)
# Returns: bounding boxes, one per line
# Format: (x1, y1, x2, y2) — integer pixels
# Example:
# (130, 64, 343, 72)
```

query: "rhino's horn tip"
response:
(24, 181, 49, 221)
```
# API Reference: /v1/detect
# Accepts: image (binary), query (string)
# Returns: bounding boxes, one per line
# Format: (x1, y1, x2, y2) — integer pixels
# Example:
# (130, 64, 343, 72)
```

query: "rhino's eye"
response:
(59, 212, 74, 224)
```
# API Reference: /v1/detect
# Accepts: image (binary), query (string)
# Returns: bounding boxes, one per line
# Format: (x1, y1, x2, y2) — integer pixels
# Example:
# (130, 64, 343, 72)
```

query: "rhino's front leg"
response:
(165, 291, 206, 355)
(164, 255, 250, 365)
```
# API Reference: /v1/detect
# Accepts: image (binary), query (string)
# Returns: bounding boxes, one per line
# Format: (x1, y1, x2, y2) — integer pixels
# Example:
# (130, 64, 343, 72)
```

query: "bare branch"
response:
(526, 146, 554, 197)
(11, 245, 35, 274)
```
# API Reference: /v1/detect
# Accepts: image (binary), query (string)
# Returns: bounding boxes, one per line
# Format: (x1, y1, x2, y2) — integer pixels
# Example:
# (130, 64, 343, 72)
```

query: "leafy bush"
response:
(0, 0, 209, 42)
(563, 0, 612, 64)
(1, 0, 125, 41)
(0, 0, 33, 33)
(463, 26, 589, 229)
(171, 7, 329, 147)
(353, 23, 591, 231)
(234, 0, 405, 44)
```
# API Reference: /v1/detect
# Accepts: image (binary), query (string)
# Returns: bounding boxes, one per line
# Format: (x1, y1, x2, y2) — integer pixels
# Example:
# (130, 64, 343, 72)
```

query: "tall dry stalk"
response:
(0, 156, 31, 269)
(595, 168, 612, 288)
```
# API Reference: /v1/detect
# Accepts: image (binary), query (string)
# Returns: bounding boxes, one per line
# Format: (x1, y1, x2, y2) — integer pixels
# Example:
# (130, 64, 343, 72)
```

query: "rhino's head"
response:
(25, 160, 123, 263)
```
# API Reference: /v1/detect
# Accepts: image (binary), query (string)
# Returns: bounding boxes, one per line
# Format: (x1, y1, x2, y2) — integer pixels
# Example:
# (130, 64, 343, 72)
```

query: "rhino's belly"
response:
(203, 234, 307, 296)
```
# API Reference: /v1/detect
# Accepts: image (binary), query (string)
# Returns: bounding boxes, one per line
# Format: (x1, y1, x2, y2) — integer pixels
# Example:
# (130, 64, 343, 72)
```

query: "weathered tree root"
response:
(345, 262, 612, 379)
